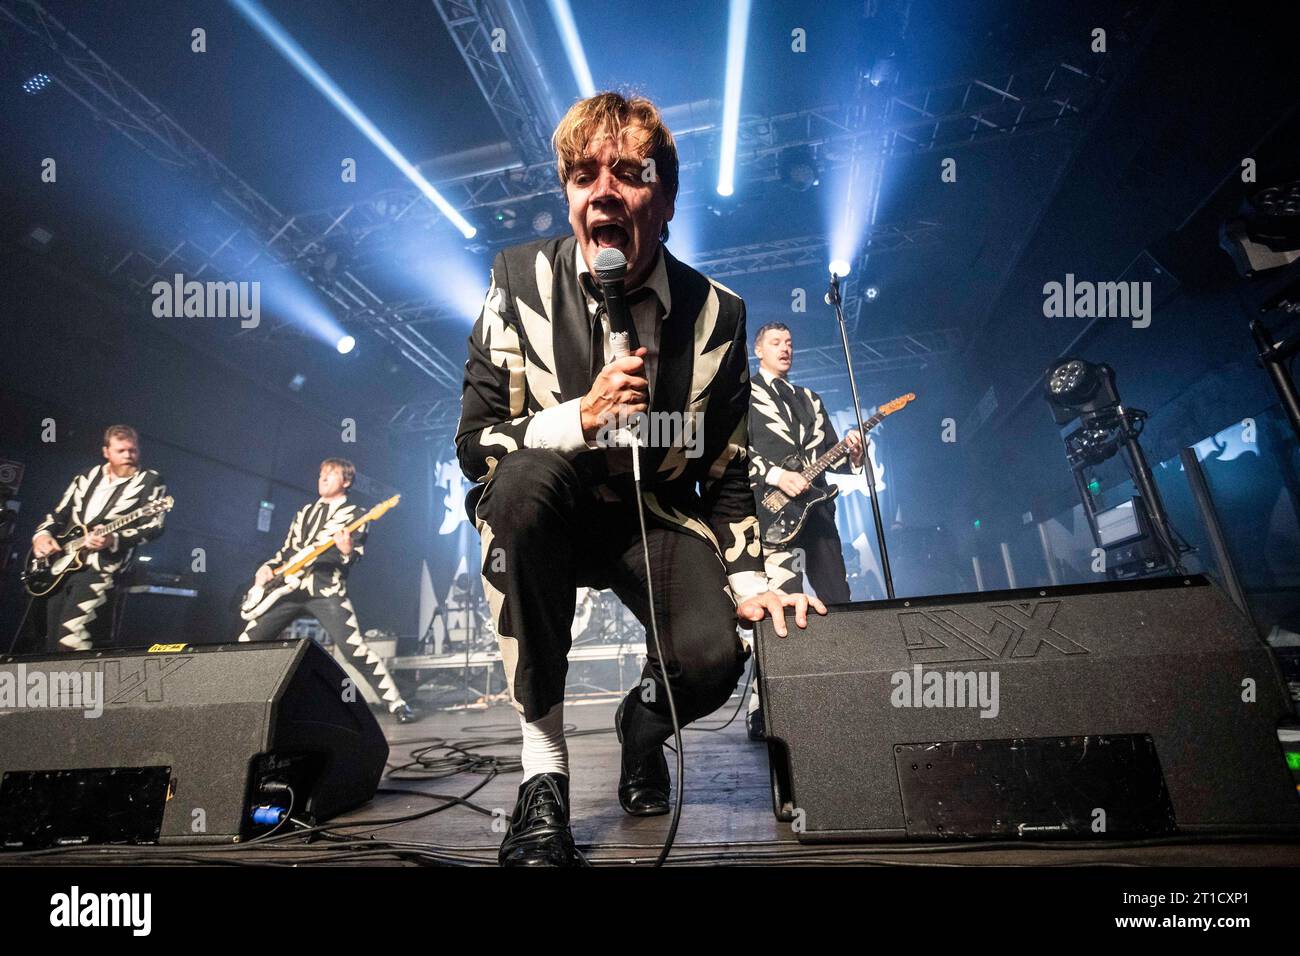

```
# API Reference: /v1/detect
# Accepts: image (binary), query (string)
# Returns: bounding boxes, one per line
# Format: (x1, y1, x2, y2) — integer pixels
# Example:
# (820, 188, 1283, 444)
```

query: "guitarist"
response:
(748, 323, 864, 603)
(29, 424, 167, 652)
(237, 458, 416, 723)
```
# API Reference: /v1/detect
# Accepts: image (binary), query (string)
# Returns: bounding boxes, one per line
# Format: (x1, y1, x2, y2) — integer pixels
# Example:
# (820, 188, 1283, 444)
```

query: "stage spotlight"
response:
(829, 258, 851, 277)
(865, 285, 879, 300)
(1045, 358, 1102, 409)
(336, 335, 356, 355)
(288, 373, 307, 392)
(868, 54, 897, 88)
(1043, 357, 1122, 426)
(778, 147, 819, 192)
(22, 72, 52, 95)
(1043, 358, 1189, 578)
(531, 208, 554, 235)
(1220, 176, 1300, 275)
(493, 207, 518, 230)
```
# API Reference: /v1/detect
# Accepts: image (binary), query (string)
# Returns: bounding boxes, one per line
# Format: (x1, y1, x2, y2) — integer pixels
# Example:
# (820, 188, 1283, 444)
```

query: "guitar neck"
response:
(101, 508, 147, 535)
(70, 504, 153, 547)
(796, 410, 886, 482)
(278, 508, 386, 576)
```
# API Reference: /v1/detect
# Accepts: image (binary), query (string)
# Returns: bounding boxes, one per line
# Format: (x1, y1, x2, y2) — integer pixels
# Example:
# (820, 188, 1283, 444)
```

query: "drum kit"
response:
(436, 574, 642, 655)
(570, 587, 642, 646)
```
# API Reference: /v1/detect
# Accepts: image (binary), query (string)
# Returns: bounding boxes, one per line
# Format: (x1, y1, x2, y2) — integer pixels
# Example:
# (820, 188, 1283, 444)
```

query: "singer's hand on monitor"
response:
(580, 346, 649, 440)
(736, 590, 827, 637)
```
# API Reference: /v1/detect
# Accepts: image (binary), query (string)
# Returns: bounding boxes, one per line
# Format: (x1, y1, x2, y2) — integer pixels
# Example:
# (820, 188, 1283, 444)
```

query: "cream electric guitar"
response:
(239, 495, 400, 621)
(760, 393, 915, 547)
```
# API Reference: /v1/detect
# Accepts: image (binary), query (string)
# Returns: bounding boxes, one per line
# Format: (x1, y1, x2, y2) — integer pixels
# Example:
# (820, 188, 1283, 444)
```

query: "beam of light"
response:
(248, 261, 347, 343)
(829, 258, 851, 277)
(664, 208, 701, 267)
(368, 221, 493, 325)
(336, 334, 356, 354)
(546, 0, 595, 97)
(828, 142, 887, 284)
(716, 0, 752, 197)
(226, 0, 476, 238)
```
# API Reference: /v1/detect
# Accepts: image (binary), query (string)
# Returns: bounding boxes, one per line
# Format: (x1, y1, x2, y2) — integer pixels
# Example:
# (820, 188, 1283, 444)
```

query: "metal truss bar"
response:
(433, 0, 556, 165)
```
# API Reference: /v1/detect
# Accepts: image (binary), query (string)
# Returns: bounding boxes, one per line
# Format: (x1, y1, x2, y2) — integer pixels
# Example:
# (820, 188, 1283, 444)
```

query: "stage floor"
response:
(323, 692, 1300, 867)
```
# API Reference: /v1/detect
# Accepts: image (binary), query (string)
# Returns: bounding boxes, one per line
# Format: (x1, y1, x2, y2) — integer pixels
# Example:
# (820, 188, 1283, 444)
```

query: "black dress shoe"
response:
(499, 772, 581, 867)
(615, 699, 670, 817)
(746, 705, 765, 741)
(394, 703, 419, 724)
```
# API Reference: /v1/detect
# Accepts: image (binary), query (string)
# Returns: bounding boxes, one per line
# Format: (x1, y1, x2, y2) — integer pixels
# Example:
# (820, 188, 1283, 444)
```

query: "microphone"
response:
(824, 270, 842, 307)
(594, 247, 637, 359)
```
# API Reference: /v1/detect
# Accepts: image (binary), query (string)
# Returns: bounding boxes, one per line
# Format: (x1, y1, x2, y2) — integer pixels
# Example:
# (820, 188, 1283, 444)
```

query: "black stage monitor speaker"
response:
(0, 639, 388, 848)
(756, 576, 1300, 842)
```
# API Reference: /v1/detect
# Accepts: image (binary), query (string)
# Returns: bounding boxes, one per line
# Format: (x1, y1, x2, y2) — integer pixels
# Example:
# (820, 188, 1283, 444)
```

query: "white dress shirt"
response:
(523, 244, 671, 454)
(79, 465, 131, 551)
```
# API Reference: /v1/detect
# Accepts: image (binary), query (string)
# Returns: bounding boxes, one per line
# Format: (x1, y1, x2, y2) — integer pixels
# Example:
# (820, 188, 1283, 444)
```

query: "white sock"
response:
(519, 702, 569, 781)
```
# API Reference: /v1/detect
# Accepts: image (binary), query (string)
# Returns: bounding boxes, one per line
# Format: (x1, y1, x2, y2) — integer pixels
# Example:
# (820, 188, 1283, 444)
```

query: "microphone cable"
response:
(628, 438, 684, 868)
(597, 245, 683, 866)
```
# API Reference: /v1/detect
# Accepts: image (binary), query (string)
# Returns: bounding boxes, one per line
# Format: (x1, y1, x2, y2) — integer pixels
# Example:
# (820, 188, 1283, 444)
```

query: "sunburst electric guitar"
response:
(22, 495, 175, 597)
(239, 495, 401, 621)
(760, 393, 915, 547)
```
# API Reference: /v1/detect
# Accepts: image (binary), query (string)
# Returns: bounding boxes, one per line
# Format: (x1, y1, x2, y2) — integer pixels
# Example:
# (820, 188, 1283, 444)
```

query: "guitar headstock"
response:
(147, 496, 176, 515)
(368, 494, 401, 520)
(878, 393, 916, 417)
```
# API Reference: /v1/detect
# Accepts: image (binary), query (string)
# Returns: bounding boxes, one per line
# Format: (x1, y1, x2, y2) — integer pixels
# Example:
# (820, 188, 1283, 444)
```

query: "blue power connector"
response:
(251, 805, 286, 826)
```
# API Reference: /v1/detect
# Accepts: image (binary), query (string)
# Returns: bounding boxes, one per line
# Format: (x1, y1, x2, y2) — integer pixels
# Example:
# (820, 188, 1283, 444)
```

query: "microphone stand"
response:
(827, 272, 895, 600)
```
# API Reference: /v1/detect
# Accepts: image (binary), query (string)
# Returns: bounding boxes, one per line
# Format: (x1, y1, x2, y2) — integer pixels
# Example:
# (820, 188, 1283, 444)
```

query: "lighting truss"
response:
(432, 0, 560, 166)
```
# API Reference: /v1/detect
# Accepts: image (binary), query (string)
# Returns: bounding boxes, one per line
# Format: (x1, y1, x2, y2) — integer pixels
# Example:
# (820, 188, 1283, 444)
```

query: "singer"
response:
(455, 91, 826, 866)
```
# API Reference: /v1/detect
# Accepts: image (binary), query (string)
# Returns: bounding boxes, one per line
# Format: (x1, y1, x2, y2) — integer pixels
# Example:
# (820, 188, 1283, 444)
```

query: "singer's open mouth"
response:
(592, 223, 629, 249)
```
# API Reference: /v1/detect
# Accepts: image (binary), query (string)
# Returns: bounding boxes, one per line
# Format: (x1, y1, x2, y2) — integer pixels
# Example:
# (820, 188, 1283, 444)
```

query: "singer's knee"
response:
(670, 624, 747, 716)
(477, 449, 579, 532)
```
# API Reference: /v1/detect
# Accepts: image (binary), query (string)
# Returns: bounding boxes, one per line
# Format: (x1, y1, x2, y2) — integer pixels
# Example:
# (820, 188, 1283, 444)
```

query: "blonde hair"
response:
(552, 92, 679, 240)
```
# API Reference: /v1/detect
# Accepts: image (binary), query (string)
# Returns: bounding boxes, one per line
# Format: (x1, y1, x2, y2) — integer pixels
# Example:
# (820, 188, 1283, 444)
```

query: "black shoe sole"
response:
(619, 797, 670, 817)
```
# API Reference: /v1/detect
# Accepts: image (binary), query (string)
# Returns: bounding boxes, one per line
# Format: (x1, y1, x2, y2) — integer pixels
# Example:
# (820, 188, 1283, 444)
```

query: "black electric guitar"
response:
(760, 393, 915, 547)
(22, 495, 175, 597)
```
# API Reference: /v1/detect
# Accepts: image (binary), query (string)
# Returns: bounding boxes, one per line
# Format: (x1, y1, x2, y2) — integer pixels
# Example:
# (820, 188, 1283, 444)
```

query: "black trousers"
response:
(763, 507, 850, 604)
(474, 449, 748, 749)
(238, 589, 407, 712)
(44, 568, 117, 652)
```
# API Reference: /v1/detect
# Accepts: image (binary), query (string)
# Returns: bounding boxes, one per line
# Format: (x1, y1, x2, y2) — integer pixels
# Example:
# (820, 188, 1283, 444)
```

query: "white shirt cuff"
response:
(764, 466, 787, 487)
(729, 570, 770, 604)
(524, 399, 589, 456)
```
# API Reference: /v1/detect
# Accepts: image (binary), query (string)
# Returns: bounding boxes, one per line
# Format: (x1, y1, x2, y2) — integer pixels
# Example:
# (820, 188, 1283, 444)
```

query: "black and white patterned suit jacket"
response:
(455, 235, 767, 601)
(259, 497, 368, 598)
(34, 465, 168, 574)
(747, 372, 862, 533)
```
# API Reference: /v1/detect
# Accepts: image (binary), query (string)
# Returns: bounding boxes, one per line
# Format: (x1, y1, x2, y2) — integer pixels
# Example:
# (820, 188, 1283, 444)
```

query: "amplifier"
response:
(755, 575, 1300, 842)
(0, 638, 388, 847)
